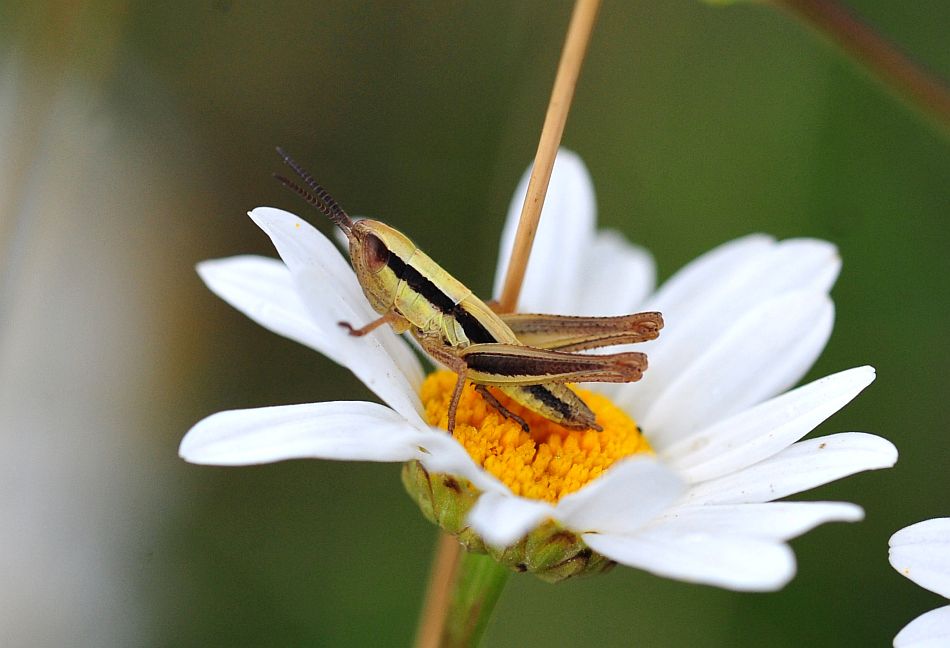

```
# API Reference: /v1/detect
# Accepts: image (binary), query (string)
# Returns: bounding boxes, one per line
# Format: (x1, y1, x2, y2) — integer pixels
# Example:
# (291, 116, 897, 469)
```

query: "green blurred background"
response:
(1, 1, 947, 646)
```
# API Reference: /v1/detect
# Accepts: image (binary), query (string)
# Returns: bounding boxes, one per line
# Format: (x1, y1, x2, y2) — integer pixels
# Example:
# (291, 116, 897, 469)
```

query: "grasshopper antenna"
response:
(274, 147, 354, 235)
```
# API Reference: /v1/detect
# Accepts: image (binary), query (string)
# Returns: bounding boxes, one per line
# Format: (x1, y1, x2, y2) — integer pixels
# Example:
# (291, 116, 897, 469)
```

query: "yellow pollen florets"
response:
(420, 371, 652, 503)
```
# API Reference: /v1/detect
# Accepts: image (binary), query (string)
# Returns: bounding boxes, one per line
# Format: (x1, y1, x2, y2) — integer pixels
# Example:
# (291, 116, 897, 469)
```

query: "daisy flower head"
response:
(181, 149, 897, 591)
(889, 518, 950, 647)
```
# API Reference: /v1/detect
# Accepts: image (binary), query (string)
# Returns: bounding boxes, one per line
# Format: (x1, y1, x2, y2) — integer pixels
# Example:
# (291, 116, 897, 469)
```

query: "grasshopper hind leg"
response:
(474, 385, 530, 433)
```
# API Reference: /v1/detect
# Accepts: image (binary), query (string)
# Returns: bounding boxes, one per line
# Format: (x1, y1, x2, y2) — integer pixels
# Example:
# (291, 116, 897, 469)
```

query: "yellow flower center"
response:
(420, 371, 652, 503)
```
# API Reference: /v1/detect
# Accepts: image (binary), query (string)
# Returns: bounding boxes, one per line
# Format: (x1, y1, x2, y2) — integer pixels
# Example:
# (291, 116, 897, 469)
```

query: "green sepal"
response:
(402, 460, 614, 583)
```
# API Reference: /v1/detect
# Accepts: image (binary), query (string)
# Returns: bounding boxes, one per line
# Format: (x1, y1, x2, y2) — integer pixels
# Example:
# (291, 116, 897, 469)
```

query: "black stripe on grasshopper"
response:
(386, 249, 496, 344)
(524, 385, 576, 421)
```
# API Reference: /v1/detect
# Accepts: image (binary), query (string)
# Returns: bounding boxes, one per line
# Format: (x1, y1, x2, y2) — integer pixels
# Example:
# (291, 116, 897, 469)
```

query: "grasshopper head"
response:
(349, 219, 417, 315)
(273, 149, 417, 316)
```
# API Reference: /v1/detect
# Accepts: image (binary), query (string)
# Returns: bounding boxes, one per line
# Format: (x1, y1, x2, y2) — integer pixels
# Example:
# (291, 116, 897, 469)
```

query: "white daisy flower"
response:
(181, 150, 897, 591)
(889, 518, 950, 647)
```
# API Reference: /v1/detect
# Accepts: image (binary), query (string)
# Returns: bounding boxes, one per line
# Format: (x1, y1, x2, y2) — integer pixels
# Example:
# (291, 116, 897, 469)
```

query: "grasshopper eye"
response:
(364, 233, 390, 273)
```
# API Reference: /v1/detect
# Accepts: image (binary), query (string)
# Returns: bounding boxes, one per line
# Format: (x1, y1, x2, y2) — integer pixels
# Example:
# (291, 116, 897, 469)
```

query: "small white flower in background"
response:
(889, 518, 950, 647)
(181, 150, 897, 591)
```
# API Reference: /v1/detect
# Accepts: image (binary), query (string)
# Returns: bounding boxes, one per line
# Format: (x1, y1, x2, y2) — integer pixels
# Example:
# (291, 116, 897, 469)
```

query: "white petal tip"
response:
(713, 562, 797, 592)
(719, 544, 797, 592)
(838, 433, 899, 471)
(479, 529, 525, 548)
(888, 519, 950, 600)
(475, 520, 542, 549)
(195, 259, 213, 277)
(178, 431, 222, 465)
(856, 364, 877, 381)
(195, 257, 237, 282)
(893, 606, 950, 648)
(875, 438, 900, 468)
(890, 518, 950, 548)
(248, 205, 280, 218)
(248, 206, 307, 232)
(466, 492, 553, 548)
(179, 423, 253, 466)
(841, 505, 866, 523)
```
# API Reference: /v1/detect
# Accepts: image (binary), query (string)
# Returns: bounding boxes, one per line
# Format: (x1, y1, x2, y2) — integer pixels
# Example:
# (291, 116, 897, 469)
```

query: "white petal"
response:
(644, 234, 775, 318)
(636, 291, 834, 448)
(890, 518, 950, 598)
(649, 236, 839, 328)
(249, 207, 425, 425)
(655, 501, 863, 541)
(663, 366, 876, 482)
(583, 529, 795, 591)
(572, 230, 656, 316)
(555, 457, 684, 535)
(180, 401, 423, 465)
(894, 606, 950, 648)
(197, 255, 337, 355)
(626, 238, 840, 413)
(684, 432, 898, 505)
(493, 150, 596, 313)
(467, 491, 554, 547)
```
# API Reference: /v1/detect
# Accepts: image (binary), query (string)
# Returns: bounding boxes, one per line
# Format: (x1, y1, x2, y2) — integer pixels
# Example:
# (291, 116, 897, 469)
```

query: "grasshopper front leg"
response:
(339, 312, 404, 336)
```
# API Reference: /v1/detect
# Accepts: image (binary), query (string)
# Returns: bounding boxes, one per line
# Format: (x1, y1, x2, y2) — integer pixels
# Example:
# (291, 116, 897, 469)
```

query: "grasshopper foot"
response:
(338, 321, 361, 336)
(338, 314, 392, 337)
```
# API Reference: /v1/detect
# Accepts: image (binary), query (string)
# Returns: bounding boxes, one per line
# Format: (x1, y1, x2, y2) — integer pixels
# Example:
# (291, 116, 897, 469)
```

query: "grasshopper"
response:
(274, 149, 663, 433)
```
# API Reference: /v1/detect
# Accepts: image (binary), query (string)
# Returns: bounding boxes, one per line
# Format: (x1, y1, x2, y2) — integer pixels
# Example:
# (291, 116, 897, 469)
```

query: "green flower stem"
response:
(442, 549, 512, 648)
